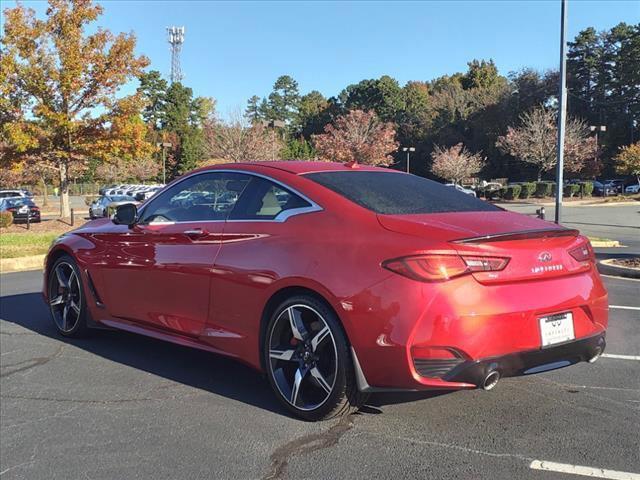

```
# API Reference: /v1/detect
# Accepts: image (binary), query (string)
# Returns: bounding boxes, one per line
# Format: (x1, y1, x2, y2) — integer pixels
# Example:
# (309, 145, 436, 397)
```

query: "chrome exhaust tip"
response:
(588, 347, 603, 364)
(481, 371, 500, 391)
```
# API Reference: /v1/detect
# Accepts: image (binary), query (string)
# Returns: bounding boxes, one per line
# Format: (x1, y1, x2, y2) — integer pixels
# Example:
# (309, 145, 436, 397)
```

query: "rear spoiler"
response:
(453, 228, 580, 244)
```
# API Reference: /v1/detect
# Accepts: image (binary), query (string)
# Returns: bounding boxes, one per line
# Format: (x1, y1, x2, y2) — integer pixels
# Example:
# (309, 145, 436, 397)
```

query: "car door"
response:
(203, 174, 321, 358)
(98, 171, 251, 337)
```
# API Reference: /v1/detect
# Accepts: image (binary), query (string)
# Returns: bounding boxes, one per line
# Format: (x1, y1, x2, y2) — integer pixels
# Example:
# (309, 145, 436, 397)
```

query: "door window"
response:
(229, 176, 311, 221)
(139, 172, 250, 224)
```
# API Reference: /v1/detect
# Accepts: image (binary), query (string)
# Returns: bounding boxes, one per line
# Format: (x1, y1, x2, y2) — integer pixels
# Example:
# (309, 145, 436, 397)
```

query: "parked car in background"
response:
(604, 179, 625, 194)
(445, 183, 476, 197)
(0, 189, 30, 199)
(593, 181, 617, 197)
(89, 195, 138, 219)
(0, 197, 41, 223)
(625, 183, 640, 194)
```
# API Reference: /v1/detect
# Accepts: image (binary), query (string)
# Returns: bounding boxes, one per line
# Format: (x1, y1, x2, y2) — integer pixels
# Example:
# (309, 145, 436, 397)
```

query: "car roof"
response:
(197, 161, 393, 176)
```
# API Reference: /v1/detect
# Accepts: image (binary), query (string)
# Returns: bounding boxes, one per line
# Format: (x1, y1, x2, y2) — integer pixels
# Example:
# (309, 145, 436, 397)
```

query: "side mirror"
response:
(112, 203, 138, 226)
(134, 192, 145, 202)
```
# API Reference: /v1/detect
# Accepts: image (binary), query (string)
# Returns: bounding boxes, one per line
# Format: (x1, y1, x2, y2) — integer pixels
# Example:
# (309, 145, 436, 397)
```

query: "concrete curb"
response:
(597, 259, 640, 279)
(496, 200, 639, 207)
(0, 254, 45, 274)
(590, 240, 622, 248)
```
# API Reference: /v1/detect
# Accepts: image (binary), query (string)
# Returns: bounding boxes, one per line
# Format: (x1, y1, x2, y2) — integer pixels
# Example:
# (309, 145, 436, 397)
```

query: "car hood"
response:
(377, 210, 565, 243)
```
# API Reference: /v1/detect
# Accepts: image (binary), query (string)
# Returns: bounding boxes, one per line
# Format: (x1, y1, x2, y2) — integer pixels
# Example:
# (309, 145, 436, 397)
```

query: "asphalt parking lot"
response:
(1, 266, 638, 479)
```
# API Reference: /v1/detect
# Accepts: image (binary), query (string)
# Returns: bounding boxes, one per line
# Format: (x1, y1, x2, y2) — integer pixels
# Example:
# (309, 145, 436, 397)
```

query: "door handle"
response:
(184, 228, 209, 239)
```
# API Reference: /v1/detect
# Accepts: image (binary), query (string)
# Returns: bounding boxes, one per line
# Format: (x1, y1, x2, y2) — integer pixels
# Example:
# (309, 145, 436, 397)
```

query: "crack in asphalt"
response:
(263, 413, 355, 480)
(0, 394, 161, 404)
(0, 345, 65, 379)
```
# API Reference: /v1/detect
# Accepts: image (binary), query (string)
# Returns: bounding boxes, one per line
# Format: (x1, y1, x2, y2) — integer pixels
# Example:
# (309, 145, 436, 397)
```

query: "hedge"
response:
(581, 182, 594, 196)
(0, 211, 13, 228)
(563, 184, 580, 197)
(521, 182, 536, 199)
(504, 184, 522, 200)
(534, 182, 555, 198)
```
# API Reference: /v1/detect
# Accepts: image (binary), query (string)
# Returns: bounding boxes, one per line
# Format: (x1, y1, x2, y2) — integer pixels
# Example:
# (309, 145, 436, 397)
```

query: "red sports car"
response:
(43, 162, 608, 420)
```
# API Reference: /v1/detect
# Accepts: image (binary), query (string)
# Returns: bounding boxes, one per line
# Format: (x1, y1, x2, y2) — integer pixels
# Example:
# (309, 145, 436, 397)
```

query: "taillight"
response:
(382, 254, 509, 282)
(569, 241, 595, 263)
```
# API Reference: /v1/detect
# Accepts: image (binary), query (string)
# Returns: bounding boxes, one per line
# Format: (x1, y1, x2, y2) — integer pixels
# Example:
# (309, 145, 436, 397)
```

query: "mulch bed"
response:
(611, 257, 640, 269)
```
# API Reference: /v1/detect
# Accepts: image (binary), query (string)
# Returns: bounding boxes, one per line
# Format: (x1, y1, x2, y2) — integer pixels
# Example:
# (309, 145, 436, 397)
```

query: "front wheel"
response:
(47, 255, 89, 337)
(264, 295, 368, 421)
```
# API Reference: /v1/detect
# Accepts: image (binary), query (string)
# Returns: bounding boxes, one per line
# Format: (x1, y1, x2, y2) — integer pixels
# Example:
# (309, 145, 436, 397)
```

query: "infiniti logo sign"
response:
(538, 252, 553, 262)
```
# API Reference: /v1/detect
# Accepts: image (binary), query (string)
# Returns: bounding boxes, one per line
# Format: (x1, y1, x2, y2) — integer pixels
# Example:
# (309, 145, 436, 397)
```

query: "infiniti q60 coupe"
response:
(43, 161, 608, 420)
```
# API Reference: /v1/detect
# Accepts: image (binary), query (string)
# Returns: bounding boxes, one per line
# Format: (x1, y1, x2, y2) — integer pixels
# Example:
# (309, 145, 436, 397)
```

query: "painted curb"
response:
(598, 259, 640, 279)
(590, 240, 621, 248)
(0, 254, 45, 274)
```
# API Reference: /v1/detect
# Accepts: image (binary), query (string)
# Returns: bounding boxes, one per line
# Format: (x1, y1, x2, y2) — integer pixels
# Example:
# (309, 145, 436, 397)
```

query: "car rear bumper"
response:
(344, 268, 608, 392)
(12, 212, 40, 222)
(443, 333, 605, 386)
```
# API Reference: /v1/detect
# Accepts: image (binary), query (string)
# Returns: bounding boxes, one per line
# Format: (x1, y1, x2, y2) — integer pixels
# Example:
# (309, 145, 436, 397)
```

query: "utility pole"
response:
(554, 0, 568, 224)
(167, 26, 185, 84)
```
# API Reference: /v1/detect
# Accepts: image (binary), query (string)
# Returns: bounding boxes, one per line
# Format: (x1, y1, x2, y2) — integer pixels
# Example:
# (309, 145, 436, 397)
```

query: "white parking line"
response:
(530, 460, 640, 479)
(602, 353, 640, 361)
(610, 305, 640, 311)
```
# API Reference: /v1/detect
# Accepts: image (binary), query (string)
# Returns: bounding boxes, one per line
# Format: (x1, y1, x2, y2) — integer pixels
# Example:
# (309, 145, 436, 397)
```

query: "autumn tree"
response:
(430, 143, 485, 184)
(1, 0, 151, 217)
(313, 110, 398, 166)
(615, 142, 640, 185)
(496, 106, 597, 180)
(204, 112, 283, 163)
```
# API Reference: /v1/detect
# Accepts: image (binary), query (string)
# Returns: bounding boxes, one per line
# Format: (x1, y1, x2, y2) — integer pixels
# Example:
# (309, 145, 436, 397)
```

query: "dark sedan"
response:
(0, 198, 41, 223)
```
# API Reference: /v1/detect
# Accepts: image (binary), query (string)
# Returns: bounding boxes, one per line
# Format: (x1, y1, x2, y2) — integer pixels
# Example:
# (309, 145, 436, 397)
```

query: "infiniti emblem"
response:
(538, 252, 553, 262)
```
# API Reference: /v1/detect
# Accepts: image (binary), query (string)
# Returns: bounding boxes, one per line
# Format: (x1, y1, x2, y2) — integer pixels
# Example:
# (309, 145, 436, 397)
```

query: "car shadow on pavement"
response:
(1, 292, 456, 417)
(0, 292, 288, 417)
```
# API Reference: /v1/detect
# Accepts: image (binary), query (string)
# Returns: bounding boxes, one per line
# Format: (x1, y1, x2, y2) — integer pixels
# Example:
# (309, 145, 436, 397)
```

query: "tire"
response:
(47, 255, 90, 337)
(264, 294, 368, 421)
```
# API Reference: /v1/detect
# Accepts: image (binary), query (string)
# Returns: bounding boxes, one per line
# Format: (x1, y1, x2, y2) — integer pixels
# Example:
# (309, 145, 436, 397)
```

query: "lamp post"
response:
(157, 142, 172, 184)
(589, 125, 606, 152)
(554, 0, 568, 224)
(402, 147, 416, 174)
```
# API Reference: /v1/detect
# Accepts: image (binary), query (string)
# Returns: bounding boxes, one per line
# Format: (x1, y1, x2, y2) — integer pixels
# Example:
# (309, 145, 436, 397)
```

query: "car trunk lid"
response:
(378, 211, 590, 284)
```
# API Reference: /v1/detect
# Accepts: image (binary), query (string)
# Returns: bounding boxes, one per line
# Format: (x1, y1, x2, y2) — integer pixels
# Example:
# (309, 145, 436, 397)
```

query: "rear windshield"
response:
(305, 171, 499, 215)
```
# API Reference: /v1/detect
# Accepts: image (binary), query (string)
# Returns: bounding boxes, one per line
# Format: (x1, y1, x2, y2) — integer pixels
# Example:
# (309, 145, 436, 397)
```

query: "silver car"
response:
(89, 195, 138, 219)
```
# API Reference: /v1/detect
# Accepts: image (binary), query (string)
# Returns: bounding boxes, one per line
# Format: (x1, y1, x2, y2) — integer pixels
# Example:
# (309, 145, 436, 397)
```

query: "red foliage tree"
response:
(313, 110, 398, 166)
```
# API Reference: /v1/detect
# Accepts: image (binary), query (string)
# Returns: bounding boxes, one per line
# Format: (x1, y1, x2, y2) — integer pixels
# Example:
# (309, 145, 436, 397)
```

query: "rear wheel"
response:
(47, 255, 89, 337)
(264, 295, 368, 421)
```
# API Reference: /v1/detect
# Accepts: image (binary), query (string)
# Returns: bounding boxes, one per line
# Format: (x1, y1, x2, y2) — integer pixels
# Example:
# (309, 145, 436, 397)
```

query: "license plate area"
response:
(539, 312, 575, 347)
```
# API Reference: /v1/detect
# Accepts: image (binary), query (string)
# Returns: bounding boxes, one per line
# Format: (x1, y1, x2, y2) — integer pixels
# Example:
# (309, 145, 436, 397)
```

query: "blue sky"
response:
(3, 1, 639, 118)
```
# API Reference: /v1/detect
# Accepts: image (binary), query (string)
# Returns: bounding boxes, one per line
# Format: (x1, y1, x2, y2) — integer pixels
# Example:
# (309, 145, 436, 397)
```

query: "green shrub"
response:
(563, 184, 580, 197)
(521, 182, 536, 199)
(0, 211, 13, 228)
(535, 182, 553, 198)
(581, 182, 594, 196)
(504, 184, 522, 200)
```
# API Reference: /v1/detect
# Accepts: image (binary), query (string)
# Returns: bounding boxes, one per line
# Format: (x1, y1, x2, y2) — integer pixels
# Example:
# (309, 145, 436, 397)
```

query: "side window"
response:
(139, 172, 250, 224)
(229, 176, 311, 221)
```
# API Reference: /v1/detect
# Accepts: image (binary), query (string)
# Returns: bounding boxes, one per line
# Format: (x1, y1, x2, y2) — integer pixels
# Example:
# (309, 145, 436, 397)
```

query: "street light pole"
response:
(554, 0, 568, 224)
(157, 142, 172, 184)
(402, 147, 416, 174)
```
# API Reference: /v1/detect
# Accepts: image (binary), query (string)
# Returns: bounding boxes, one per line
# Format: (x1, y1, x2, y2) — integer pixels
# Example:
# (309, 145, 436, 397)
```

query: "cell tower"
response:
(166, 26, 185, 84)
